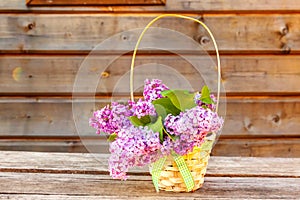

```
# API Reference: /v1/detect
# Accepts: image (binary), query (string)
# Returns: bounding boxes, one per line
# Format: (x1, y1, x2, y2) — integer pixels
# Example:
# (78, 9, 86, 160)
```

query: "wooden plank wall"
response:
(0, 0, 300, 157)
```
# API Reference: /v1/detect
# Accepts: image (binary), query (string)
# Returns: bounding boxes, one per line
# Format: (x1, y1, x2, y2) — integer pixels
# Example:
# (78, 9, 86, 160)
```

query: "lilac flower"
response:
(89, 102, 131, 135)
(129, 98, 156, 119)
(161, 136, 173, 155)
(89, 79, 225, 181)
(143, 79, 169, 102)
(163, 106, 223, 155)
(194, 93, 217, 111)
(173, 134, 195, 155)
(164, 114, 181, 136)
(108, 125, 162, 180)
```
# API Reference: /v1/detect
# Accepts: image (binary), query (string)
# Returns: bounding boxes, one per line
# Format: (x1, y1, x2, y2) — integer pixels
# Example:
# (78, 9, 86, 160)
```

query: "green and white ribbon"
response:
(151, 156, 167, 192)
(151, 153, 195, 192)
(172, 153, 195, 192)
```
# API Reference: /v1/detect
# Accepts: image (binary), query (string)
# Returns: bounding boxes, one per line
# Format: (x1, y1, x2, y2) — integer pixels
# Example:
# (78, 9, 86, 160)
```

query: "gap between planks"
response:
(0, 173, 299, 199)
(2, 0, 300, 14)
(1, 96, 300, 103)
(0, 168, 298, 179)
(0, 151, 299, 178)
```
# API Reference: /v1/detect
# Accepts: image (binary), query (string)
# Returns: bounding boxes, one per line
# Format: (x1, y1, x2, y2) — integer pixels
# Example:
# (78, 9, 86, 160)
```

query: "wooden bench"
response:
(1, 151, 299, 199)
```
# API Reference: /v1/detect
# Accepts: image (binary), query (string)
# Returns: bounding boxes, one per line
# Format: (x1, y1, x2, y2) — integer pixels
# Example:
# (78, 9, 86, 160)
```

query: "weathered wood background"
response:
(0, 0, 299, 157)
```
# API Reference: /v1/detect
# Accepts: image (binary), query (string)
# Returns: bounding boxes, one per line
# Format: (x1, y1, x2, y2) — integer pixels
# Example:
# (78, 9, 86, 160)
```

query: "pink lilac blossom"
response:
(194, 93, 217, 111)
(89, 102, 131, 135)
(108, 125, 162, 180)
(163, 106, 223, 155)
(143, 79, 169, 102)
(129, 98, 156, 119)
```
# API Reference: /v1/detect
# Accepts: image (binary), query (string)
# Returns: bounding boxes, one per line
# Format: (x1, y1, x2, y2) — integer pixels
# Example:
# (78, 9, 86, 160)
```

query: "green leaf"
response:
(147, 116, 163, 133)
(161, 90, 196, 111)
(201, 85, 210, 98)
(200, 86, 214, 104)
(129, 115, 151, 127)
(152, 98, 181, 119)
(200, 140, 214, 151)
(147, 116, 164, 143)
(153, 104, 168, 120)
(107, 133, 117, 142)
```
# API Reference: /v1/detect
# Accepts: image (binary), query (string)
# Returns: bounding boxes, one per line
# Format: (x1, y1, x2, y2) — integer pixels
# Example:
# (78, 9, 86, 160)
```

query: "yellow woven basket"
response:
(129, 14, 221, 193)
(156, 140, 212, 192)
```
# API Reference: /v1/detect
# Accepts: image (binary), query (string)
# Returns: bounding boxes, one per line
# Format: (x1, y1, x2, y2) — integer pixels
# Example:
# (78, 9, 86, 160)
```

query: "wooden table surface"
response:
(1, 151, 299, 199)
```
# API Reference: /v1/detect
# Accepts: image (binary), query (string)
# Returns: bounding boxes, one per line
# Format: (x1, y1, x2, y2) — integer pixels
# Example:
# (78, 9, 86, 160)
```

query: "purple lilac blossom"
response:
(164, 114, 181, 136)
(163, 106, 223, 155)
(194, 92, 217, 111)
(129, 98, 156, 119)
(89, 102, 131, 135)
(90, 79, 224, 180)
(143, 79, 169, 102)
(161, 136, 173, 155)
(108, 125, 162, 180)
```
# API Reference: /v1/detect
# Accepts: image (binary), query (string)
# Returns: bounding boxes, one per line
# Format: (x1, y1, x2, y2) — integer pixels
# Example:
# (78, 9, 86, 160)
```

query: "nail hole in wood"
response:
(199, 36, 210, 45)
(272, 115, 280, 123)
(121, 34, 128, 41)
(27, 22, 35, 30)
(247, 123, 253, 130)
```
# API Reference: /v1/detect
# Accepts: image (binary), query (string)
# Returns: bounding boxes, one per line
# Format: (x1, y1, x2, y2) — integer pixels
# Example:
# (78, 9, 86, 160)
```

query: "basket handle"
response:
(130, 14, 221, 112)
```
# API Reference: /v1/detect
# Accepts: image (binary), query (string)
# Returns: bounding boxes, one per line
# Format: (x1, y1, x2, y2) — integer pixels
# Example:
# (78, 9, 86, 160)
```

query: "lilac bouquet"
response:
(89, 79, 223, 180)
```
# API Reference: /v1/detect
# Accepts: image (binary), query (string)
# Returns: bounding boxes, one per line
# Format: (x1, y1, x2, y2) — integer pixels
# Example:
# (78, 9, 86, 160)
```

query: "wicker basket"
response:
(150, 137, 213, 192)
(130, 14, 221, 193)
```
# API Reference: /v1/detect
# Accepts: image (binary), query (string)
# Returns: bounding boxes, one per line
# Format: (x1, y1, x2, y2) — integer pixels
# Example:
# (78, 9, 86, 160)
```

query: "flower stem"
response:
(163, 127, 175, 142)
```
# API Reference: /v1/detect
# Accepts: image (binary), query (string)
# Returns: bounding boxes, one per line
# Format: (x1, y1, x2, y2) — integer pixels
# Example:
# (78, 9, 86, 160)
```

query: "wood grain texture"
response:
(212, 138, 300, 157)
(26, 0, 166, 6)
(1, 151, 299, 177)
(1, 172, 299, 199)
(1, 55, 300, 94)
(2, 0, 300, 13)
(0, 140, 93, 153)
(0, 0, 299, 158)
(0, 96, 299, 137)
(0, 137, 299, 157)
(0, 14, 299, 53)
(0, 151, 299, 199)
